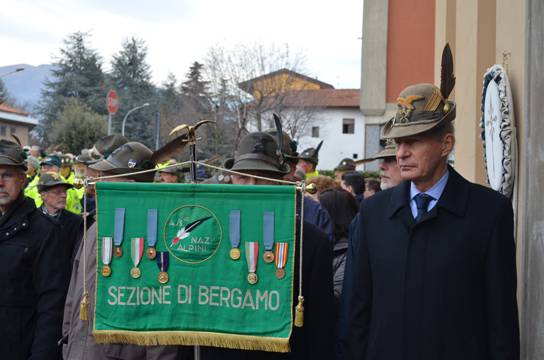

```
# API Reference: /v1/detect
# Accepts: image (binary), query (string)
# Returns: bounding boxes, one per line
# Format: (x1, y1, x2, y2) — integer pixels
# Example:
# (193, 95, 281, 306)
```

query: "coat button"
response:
(5, 232, 8, 236)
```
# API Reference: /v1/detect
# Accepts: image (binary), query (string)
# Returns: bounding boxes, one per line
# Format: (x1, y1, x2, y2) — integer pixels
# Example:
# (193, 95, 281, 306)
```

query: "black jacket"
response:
(0, 195, 71, 360)
(40, 207, 83, 265)
(200, 221, 335, 360)
(342, 167, 519, 360)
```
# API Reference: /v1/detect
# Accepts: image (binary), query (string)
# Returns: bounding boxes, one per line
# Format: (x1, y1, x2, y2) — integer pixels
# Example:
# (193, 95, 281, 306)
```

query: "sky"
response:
(0, 0, 363, 89)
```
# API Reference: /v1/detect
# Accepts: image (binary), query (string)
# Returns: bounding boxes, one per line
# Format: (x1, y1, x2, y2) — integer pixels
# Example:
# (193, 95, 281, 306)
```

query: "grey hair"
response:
(428, 120, 455, 139)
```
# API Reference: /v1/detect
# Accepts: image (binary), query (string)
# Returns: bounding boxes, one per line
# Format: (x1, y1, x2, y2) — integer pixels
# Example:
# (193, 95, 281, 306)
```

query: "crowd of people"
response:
(0, 51, 519, 360)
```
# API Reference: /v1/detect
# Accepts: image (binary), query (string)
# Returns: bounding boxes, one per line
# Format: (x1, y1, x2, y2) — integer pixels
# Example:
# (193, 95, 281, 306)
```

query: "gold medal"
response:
(263, 250, 275, 263)
(114, 246, 123, 257)
(247, 272, 258, 285)
(130, 267, 141, 279)
(276, 268, 285, 279)
(146, 247, 156, 260)
(230, 247, 241, 260)
(101, 265, 111, 277)
(158, 271, 169, 284)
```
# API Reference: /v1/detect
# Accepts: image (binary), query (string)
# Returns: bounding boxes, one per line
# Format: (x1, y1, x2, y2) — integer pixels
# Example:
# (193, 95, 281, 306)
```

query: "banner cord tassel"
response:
(294, 184, 305, 327)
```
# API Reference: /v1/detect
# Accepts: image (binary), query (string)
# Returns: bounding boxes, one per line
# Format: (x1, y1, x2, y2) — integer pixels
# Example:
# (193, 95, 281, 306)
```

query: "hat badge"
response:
(395, 95, 425, 124)
(128, 159, 137, 168)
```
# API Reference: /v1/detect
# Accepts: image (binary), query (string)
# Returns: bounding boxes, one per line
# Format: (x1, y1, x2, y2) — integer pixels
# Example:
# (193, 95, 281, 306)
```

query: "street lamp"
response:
(121, 102, 150, 136)
(0, 67, 25, 78)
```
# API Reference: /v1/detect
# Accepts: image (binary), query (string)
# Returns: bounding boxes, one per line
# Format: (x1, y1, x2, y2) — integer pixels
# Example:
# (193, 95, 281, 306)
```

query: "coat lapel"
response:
(435, 166, 469, 218)
(387, 181, 415, 229)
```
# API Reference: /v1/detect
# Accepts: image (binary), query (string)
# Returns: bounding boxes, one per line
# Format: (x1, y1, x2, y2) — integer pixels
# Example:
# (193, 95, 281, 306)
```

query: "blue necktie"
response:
(414, 193, 433, 222)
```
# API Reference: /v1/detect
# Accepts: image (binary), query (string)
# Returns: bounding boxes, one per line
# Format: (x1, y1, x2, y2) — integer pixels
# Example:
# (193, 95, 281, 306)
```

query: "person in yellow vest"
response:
(60, 154, 76, 184)
(24, 155, 40, 186)
(25, 154, 82, 214)
(297, 140, 323, 181)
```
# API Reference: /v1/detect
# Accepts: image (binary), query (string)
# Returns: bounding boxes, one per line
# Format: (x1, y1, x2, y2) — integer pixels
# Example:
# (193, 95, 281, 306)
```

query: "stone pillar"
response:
(360, 0, 388, 116)
(521, 0, 544, 357)
(453, 0, 495, 184)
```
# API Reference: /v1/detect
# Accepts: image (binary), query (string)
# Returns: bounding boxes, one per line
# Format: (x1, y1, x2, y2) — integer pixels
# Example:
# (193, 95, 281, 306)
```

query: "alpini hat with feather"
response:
(298, 140, 323, 165)
(383, 44, 456, 139)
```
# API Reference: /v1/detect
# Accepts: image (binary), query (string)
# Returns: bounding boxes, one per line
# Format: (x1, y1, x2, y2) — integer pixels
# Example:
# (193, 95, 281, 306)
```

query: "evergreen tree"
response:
(109, 37, 155, 146)
(0, 79, 8, 104)
(157, 73, 184, 146)
(179, 62, 215, 157)
(181, 62, 209, 99)
(38, 32, 106, 144)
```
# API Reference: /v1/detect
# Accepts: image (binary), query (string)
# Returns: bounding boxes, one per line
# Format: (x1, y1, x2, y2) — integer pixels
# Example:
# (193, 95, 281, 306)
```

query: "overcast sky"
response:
(1, 0, 363, 89)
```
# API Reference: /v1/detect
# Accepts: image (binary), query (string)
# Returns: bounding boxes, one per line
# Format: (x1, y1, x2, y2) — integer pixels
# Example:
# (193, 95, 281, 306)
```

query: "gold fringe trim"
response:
(93, 330, 290, 353)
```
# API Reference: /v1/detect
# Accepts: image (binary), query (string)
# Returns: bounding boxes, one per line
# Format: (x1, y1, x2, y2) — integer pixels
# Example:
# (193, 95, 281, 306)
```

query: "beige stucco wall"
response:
(436, 0, 529, 353)
(0, 121, 31, 146)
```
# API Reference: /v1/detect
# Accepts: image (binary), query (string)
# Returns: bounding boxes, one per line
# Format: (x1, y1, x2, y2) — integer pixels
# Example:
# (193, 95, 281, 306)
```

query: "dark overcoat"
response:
(0, 195, 71, 360)
(200, 221, 335, 360)
(343, 167, 519, 360)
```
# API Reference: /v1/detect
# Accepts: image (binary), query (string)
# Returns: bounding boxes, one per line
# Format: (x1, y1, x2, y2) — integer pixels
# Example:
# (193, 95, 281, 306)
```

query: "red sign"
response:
(106, 90, 119, 114)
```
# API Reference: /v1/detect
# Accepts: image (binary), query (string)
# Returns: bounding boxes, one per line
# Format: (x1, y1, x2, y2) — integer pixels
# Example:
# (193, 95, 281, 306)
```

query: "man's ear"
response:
(441, 133, 455, 157)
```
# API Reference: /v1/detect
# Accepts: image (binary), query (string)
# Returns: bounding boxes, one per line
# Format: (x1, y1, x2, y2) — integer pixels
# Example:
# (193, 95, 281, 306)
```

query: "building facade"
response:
(0, 103, 37, 145)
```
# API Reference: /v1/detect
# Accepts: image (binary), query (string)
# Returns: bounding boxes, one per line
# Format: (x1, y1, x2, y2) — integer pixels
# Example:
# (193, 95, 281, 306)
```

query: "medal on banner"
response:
(262, 211, 275, 263)
(245, 242, 259, 285)
(146, 209, 158, 259)
(130, 237, 144, 279)
(156, 251, 170, 284)
(229, 210, 241, 260)
(101, 237, 113, 277)
(113, 208, 125, 257)
(275, 242, 288, 279)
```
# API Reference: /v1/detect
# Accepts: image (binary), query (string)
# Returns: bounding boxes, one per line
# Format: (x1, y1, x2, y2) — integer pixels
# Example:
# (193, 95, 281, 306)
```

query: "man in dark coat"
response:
(341, 60, 519, 359)
(38, 172, 83, 264)
(200, 131, 335, 359)
(0, 139, 71, 360)
(62, 141, 185, 359)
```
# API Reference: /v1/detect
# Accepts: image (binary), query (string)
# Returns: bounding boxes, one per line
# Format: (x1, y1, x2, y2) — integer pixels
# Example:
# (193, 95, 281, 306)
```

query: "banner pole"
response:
(194, 344, 201, 360)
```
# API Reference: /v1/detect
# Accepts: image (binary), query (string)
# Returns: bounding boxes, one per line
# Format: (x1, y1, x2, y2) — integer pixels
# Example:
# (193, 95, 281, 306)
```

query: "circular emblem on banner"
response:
(164, 205, 222, 264)
(480, 64, 516, 198)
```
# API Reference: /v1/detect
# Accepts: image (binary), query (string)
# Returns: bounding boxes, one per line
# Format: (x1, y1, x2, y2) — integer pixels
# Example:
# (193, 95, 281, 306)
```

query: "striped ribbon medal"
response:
(130, 237, 144, 279)
(101, 237, 113, 277)
(156, 251, 170, 284)
(275, 242, 288, 280)
(245, 242, 259, 285)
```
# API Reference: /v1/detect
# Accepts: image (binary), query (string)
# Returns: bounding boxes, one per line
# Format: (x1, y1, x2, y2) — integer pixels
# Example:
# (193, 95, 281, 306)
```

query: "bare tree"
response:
(204, 43, 319, 150)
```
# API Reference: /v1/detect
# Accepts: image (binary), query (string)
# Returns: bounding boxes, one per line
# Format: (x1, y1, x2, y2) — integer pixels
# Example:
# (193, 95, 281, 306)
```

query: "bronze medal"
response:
(114, 246, 123, 257)
(230, 247, 241, 260)
(130, 267, 141, 279)
(247, 272, 258, 285)
(101, 265, 112, 277)
(158, 271, 169, 284)
(276, 268, 285, 280)
(146, 247, 156, 260)
(263, 250, 275, 263)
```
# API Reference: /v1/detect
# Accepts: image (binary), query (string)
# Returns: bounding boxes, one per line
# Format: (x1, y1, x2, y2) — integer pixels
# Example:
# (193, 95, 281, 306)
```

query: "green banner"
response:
(93, 182, 297, 352)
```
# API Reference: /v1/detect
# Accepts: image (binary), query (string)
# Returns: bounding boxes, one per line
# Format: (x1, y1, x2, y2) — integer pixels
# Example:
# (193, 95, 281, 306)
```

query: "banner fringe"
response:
(93, 331, 290, 353)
